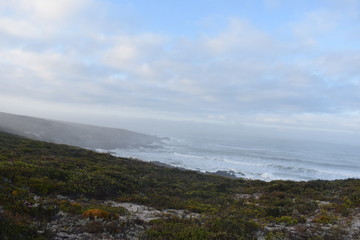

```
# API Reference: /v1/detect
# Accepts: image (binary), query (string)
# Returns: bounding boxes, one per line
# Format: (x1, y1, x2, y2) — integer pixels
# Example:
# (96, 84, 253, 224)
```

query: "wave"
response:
(173, 152, 204, 160)
(99, 135, 360, 182)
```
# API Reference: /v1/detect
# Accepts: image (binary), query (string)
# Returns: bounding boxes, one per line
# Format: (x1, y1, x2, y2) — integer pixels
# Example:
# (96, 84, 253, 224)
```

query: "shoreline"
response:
(1, 131, 360, 239)
(126, 156, 359, 183)
(102, 137, 360, 182)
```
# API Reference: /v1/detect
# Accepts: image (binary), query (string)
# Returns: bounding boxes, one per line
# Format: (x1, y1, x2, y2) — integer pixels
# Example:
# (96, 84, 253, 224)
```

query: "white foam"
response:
(101, 135, 360, 182)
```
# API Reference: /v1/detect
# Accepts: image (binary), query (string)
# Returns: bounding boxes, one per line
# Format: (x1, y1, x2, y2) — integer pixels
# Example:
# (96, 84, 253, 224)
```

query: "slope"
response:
(0, 131, 359, 239)
(0, 112, 160, 150)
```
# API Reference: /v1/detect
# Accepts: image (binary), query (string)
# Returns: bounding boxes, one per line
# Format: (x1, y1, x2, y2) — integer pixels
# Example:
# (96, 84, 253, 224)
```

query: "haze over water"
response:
(110, 134, 360, 182)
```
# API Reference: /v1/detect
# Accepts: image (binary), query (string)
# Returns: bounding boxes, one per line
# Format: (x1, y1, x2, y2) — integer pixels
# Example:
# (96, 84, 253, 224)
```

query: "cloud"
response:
(204, 18, 278, 56)
(0, 18, 43, 38)
(1, 0, 90, 21)
(290, 10, 340, 47)
(253, 112, 360, 134)
(0, 0, 91, 39)
(0, 0, 360, 136)
(313, 53, 360, 81)
(102, 33, 165, 77)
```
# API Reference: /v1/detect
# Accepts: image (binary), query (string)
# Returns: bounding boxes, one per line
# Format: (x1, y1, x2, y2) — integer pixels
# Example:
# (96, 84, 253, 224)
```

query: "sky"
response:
(0, 0, 360, 142)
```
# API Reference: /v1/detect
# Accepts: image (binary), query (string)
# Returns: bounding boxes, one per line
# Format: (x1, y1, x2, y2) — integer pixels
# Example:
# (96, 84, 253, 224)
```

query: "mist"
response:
(7, 108, 356, 147)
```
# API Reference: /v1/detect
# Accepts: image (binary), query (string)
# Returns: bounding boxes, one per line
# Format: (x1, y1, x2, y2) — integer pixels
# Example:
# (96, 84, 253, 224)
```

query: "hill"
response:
(0, 131, 359, 239)
(0, 112, 160, 150)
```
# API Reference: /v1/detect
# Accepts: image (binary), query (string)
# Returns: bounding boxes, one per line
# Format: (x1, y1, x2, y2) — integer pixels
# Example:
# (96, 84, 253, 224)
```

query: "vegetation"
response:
(0, 131, 359, 239)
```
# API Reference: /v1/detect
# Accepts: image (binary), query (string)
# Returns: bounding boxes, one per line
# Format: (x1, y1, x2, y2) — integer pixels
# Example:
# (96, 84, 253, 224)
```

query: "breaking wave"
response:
(103, 135, 360, 181)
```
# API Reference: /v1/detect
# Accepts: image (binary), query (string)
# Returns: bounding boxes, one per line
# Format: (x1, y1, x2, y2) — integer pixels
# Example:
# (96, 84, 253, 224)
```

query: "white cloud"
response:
(102, 34, 166, 76)
(205, 19, 277, 55)
(0, 0, 91, 39)
(168, 78, 204, 96)
(0, 49, 74, 84)
(313, 53, 360, 80)
(104, 44, 138, 69)
(0, 18, 42, 38)
(0, 0, 360, 138)
(1, 0, 90, 21)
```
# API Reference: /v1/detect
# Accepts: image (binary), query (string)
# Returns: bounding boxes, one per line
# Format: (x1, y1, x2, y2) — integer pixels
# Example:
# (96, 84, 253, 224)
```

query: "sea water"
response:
(107, 135, 360, 181)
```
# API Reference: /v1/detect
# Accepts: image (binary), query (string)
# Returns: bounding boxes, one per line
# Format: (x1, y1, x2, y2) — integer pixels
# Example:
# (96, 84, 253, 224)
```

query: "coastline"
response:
(107, 135, 360, 182)
(1, 131, 360, 239)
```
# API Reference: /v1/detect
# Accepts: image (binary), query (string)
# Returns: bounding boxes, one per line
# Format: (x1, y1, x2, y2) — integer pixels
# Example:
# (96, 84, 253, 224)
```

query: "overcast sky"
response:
(0, 0, 360, 141)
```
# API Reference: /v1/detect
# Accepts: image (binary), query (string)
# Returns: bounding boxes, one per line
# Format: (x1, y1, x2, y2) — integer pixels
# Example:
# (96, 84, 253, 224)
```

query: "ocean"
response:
(104, 135, 360, 181)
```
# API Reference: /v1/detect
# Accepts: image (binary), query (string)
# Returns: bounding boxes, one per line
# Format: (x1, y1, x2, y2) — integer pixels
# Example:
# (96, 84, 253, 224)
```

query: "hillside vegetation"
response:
(0, 131, 359, 239)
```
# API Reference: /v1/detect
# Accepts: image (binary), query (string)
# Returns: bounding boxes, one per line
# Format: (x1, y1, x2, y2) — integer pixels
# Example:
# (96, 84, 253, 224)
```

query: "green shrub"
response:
(275, 216, 298, 226)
